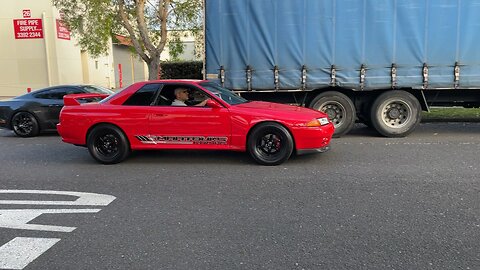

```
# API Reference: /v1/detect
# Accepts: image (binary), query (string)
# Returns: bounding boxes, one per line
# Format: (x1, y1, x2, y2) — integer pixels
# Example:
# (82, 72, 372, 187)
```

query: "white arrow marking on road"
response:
(0, 237, 60, 270)
(0, 190, 116, 206)
(0, 189, 117, 269)
(0, 209, 101, 232)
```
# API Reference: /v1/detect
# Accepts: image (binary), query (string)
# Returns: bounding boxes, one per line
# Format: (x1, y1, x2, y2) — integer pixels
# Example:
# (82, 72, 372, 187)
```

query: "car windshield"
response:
(200, 82, 248, 105)
(81, 85, 114, 95)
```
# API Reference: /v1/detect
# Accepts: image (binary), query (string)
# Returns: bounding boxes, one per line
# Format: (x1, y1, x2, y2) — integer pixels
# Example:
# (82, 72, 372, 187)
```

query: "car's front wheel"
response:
(87, 124, 130, 164)
(11, 112, 40, 137)
(247, 122, 294, 166)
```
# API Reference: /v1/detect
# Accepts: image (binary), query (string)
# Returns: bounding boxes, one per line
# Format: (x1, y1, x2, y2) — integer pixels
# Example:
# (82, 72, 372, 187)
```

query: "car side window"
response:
(33, 91, 50, 99)
(33, 88, 74, 100)
(65, 88, 85, 95)
(157, 84, 210, 106)
(123, 84, 161, 106)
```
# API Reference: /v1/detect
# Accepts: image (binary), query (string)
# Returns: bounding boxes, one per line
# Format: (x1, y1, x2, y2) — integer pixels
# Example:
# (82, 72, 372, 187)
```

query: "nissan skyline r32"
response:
(57, 80, 334, 165)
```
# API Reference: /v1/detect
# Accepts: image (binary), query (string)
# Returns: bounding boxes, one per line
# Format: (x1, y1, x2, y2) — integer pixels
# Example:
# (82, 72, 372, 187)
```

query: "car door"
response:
(120, 83, 162, 148)
(32, 88, 68, 129)
(146, 84, 232, 150)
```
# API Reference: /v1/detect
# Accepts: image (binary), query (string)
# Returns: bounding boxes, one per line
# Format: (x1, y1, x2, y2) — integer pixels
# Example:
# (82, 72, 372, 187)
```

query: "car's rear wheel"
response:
(11, 112, 40, 137)
(247, 122, 293, 166)
(87, 124, 130, 164)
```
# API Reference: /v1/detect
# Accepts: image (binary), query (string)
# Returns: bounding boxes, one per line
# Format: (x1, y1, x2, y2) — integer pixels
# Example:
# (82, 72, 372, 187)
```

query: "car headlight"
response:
(318, 117, 330, 125)
(306, 117, 330, 127)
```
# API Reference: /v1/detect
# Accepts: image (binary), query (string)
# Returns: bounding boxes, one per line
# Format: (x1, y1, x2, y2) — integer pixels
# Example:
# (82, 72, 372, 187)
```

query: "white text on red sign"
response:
(13, 19, 43, 39)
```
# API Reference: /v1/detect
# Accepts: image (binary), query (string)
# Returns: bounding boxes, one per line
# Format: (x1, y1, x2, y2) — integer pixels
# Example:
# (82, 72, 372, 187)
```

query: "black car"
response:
(0, 85, 114, 137)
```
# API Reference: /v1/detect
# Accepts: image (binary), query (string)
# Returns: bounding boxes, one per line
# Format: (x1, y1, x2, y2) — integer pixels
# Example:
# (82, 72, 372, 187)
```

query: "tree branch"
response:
(156, 0, 169, 52)
(117, 0, 151, 63)
(134, 0, 158, 57)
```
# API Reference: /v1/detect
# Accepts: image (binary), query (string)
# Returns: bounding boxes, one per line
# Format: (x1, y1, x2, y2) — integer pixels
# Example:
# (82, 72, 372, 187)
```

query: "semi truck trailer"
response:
(204, 0, 480, 137)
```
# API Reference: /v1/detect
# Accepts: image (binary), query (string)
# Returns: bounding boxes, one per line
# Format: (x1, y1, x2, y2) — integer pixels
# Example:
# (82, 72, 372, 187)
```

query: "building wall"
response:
(80, 40, 115, 89)
(1, 0, 50, 97)
(0, 0, 117, 98)
(0, 0, 199, 99)
(112, 46, 148, 88)
(161, 31, 200, 61)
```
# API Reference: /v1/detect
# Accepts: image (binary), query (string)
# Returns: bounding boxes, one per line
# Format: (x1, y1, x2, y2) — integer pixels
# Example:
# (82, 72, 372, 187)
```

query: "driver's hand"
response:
(197, 99, 210, 106)
(200, 98, 210, 106)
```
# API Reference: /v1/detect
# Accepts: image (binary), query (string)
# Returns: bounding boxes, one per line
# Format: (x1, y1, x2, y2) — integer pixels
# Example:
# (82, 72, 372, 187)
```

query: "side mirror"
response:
(206, 99, 223, 108)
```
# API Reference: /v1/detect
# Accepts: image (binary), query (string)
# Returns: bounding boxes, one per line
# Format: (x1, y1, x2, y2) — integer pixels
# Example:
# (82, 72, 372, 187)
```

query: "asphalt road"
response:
(0, 123, 479, 270)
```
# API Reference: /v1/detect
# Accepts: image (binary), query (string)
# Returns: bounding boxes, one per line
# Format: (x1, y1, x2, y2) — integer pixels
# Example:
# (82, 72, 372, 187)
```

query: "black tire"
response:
(309, 91, 356, 137)
(11, 112, 40, 137)
(247, 122, 294, 166)
(370, 91, 421, 137)
(87, 124, 130, 164)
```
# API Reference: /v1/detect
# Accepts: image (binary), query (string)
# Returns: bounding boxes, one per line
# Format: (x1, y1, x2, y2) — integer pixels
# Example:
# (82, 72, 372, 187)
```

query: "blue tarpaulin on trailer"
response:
(205, 0, 480, 91)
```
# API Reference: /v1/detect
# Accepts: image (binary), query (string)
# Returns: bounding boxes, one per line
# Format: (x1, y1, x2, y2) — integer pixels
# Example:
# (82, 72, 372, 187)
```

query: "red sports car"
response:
(58, 80, 334, 165)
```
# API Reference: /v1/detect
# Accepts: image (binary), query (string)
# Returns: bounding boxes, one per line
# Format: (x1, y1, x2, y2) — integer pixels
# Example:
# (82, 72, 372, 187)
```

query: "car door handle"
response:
(154, 114, 166, 117)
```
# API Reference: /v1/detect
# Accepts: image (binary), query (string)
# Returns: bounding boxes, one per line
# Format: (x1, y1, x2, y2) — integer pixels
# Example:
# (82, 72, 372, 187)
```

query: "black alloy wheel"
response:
(248, 122, 294, 166)
(11, 112, 40, 137)
(87, 124, 130, 164)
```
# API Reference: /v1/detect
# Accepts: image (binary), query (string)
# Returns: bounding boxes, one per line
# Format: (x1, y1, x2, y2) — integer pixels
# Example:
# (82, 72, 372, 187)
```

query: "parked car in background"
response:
(0, 85, 113, 137)
(58, 80, 334, 166)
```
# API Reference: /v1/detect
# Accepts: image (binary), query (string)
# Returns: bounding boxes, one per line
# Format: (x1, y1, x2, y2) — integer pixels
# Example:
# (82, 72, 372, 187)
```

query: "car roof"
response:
(14, 85, 107, 99)
(142, 79, 208, 84)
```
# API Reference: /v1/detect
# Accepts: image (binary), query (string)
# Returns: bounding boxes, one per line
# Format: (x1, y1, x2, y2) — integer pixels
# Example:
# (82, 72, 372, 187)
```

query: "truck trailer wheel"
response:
(370, 91, 421, 137)
(309, 91, 356, 137)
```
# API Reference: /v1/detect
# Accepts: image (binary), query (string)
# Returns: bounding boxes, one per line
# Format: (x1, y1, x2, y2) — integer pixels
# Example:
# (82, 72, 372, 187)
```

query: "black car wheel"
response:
(11, 112, 40, 137)
(247, 122, 294, 166)
(87, 124, 130, 164)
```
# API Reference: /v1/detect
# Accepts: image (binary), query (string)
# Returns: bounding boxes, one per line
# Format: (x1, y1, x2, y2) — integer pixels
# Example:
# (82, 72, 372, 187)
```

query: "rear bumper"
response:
(57, 123, 83, 145)
(297, 146, 330, 155)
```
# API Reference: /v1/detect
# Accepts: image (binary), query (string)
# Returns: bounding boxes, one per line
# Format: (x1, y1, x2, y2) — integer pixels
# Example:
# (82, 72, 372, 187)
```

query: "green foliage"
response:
(53, 0, 203, 79)
(167, 34, 186, 61)
(53, 0, 117, 57)
(160, 61, 203, 79)
(168, 41, 185, 62)
(422, 107, 480, 121)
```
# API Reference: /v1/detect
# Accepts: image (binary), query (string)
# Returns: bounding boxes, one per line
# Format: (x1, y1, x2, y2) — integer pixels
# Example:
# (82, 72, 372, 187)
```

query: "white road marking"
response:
(0, 190, 116, 206)
(0, 209, 101, 232)
(0, 237, 60, 270)
(0, 189, 117, 269)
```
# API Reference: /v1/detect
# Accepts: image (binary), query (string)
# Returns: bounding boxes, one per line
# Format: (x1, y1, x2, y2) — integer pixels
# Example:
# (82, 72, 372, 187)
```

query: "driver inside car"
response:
(171, 87, 209, 106)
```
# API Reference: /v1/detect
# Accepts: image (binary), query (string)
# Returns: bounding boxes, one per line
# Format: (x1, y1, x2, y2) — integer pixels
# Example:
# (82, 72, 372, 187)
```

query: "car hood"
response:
(234, 101, 327, 119)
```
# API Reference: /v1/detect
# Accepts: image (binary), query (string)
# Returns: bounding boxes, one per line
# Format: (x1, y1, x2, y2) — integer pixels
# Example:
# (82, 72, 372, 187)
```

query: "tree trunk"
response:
(147, 57, 161, 80)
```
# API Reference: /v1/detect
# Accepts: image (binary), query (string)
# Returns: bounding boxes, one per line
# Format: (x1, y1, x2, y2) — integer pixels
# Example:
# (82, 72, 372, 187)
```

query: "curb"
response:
(421, 118, 480, 123)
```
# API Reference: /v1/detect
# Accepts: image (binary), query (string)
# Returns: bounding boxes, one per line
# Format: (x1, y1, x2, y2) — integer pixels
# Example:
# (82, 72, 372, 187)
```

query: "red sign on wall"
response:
(56, 19, 71, 40)
(22, 10, 31, 18)
(13, 19, 43, 39)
